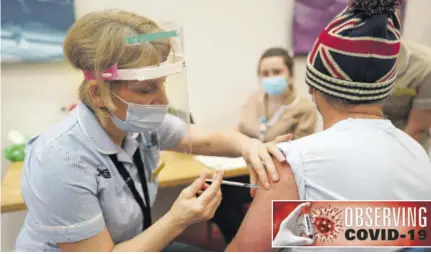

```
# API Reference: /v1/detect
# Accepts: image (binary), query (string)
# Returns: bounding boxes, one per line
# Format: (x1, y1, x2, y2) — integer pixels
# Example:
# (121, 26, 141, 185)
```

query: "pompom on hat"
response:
(305, 0, 402, 103)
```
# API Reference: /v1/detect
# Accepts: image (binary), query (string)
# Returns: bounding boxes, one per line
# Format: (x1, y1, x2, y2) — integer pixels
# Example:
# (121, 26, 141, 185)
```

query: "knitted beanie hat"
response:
(305, 0, 402, 103)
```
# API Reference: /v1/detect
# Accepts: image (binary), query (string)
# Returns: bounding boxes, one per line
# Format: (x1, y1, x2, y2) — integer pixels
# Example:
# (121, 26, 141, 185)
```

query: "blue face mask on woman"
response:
(261, 76, 288, 96)
(111, 93, 168, 133)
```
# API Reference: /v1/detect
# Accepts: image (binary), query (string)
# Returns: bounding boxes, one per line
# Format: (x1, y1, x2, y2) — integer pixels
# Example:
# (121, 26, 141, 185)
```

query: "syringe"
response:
(205, 179, 259, 189)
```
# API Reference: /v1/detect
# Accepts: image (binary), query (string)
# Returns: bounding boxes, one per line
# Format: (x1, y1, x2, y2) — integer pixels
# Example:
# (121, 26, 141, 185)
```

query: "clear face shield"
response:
(83, 22, 191, 154)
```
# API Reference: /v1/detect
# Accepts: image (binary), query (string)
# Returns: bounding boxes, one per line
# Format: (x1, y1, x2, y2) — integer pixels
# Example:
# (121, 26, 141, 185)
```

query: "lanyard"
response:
(109, 150, 152, 231)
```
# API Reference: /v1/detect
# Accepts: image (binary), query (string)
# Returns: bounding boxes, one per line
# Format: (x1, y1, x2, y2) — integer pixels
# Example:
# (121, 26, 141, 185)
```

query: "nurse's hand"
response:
(242, 134, 292, 192)
(167, 171, 223, 230)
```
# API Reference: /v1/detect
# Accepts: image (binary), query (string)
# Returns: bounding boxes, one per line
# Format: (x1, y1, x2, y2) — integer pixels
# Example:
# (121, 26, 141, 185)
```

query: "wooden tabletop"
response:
(1, 151, 248, 213)
(1, 162, 26, 213)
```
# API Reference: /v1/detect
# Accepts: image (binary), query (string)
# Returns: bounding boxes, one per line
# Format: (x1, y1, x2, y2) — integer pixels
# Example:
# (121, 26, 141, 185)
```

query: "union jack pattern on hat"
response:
(305, 0, 402, 103)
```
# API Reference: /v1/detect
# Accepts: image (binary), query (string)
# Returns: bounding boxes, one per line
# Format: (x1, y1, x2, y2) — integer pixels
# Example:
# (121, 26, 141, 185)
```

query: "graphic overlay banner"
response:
(272, 201, 431, 247)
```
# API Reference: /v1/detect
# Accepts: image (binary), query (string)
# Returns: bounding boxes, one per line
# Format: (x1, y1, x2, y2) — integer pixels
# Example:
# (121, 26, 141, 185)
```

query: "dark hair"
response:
(319, 91, 383, 108)
(320, 92, 354, 108)
(257, 47, 294, 77)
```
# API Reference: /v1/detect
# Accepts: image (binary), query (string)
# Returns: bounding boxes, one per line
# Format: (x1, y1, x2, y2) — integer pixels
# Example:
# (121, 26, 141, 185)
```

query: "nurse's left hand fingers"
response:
(259, 147, 279, 182)
(266, 143, 286, 163)
(273, 133, 293, 143)
(249, 153, 270, 189)
(198, 171, 223, 205)
(266, 134, 292, 162)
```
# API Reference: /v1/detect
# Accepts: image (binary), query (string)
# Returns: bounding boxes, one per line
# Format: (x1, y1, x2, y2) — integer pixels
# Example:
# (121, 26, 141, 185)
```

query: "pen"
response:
(205, 178, 259, 189)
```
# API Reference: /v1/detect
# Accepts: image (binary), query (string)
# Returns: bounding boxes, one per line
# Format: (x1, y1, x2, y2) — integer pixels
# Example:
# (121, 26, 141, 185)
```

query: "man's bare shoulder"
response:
(226, 158, 298, 252)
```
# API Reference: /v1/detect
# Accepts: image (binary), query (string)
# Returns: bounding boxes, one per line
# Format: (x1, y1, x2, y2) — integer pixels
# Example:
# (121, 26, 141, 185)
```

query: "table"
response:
(1, 152, 249, 213)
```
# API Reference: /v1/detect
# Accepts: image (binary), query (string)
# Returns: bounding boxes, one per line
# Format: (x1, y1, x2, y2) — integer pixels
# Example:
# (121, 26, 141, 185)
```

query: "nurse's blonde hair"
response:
(63, 10, 171, 112)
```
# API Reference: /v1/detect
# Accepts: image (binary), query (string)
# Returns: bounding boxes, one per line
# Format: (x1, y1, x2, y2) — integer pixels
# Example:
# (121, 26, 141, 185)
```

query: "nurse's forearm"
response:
(186, 125, 249, 157)
(112, 213, 184, 252)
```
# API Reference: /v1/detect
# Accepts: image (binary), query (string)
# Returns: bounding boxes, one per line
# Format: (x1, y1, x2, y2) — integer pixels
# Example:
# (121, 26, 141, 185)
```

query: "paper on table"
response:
(194, 155, 247, 171)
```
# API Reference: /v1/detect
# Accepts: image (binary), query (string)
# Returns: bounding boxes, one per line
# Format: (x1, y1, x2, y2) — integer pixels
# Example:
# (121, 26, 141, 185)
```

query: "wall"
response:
(1, 0, 429, 251)
(403, 0, 431, 47)
(1, 0, 295, 174)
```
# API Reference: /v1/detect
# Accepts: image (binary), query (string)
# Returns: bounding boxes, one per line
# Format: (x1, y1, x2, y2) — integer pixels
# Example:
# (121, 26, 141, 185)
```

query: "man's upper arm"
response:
(226, 158, 299, 252)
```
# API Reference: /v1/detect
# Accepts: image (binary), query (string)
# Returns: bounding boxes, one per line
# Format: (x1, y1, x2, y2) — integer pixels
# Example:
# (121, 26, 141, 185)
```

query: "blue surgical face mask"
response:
(261, 76, 288, 96)
(111, 93, 168, 133)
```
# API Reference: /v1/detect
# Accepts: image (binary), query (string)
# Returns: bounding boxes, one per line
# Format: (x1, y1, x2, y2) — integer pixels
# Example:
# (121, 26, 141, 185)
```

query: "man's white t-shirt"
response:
(277, 118, 431, 201)
(277, 119, 431, 252)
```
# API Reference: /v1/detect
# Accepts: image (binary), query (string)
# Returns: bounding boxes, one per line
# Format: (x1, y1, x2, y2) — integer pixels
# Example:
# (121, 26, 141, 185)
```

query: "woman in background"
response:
(238, 47, 317, 142)
(212, 47, 317, 245)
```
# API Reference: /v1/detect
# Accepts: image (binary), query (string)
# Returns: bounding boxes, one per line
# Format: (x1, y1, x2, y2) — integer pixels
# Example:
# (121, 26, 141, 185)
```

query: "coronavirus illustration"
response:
(311, 205, 344, 242)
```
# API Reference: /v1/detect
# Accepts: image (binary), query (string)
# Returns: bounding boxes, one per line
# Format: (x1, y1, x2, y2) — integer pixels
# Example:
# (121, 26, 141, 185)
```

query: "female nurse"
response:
(15, 10, 287, 252)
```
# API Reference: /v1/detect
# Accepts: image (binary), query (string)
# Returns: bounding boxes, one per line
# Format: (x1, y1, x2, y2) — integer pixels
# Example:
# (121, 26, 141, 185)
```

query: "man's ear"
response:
(88, 81, 105, 108)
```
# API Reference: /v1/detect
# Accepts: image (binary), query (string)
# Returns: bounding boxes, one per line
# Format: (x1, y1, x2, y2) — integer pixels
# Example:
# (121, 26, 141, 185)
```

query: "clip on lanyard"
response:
(109, 150, 152, 231)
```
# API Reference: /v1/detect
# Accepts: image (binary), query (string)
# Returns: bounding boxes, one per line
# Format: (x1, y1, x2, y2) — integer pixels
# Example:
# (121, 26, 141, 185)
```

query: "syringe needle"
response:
(205, 179, 259, 189)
